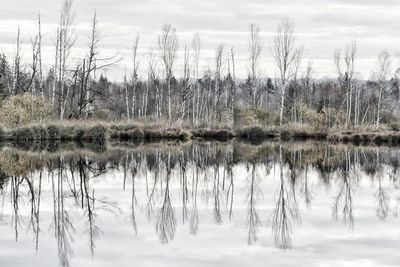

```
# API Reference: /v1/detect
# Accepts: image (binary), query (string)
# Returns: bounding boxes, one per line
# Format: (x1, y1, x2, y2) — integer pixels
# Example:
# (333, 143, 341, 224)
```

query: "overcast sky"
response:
(1, 0, 400, 80)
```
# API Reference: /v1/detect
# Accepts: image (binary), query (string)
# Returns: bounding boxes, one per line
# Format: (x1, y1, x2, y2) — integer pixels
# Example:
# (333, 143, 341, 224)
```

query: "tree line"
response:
(1, 0, 400, 129)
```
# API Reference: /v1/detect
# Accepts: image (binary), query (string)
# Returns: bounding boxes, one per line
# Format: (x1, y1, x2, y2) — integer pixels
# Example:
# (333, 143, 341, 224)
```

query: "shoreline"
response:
(1, 123, 400, 146)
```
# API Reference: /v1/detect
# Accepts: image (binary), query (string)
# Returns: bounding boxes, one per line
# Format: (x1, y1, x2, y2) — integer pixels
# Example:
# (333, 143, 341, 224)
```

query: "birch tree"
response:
(148, 49, 161, 119)
(57, 0, 75, 119)
(272, 19, 302, 126)
(214, 44, 224, 123)
(158, 24, 178, 122)
(248, 24, 263, 107)
(334, 41, 357, 127)
(37, 13, 44, 97)
(131, 33, 140, 118)
(192, 32, 201, 125)
(228, 48, 236, 127)
(179, 45, 191, 123)
(124, 66, 130, 119)
(12, 26, 22, 95)
(374, 50, 391, 126)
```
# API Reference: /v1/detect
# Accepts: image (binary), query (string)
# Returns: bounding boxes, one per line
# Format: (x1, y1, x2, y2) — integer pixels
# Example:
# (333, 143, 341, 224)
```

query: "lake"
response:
(0, 141, 399, 267)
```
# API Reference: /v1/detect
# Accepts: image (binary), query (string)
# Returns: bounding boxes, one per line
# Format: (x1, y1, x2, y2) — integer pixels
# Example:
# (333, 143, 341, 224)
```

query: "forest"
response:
(1, 0, 400, 141)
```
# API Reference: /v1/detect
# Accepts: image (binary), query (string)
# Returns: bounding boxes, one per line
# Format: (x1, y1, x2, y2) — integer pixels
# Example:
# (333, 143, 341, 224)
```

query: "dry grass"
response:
(1, 119, 400, 146)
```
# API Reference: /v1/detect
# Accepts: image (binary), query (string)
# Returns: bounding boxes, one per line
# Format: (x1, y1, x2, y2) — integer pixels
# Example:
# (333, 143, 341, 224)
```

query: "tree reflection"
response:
(190, 145, 200, 235)
(332, 149, 354, 228)
(51, 158, 74, 267)
(155, 151, 177, 244)
(1, 141, 400, 259)
(130, 157, 138, 235)
(270, 146, 301, 250)
(246, 161, 261, 245)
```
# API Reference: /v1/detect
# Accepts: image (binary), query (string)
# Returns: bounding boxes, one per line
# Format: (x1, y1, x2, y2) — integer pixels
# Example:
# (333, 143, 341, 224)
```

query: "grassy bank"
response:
(1, 121, 400, 146)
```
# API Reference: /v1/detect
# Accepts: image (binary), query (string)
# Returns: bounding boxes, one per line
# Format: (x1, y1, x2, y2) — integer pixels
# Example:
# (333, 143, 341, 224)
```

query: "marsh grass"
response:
(1, 119, 400, 146)
(191, 129, 234, 141)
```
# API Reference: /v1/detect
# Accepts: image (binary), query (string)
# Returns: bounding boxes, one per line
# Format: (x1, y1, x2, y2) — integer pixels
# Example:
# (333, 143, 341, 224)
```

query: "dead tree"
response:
(38, 13, 44, 97)
(75, 12, 119, 119)
(12, 26, 22, 95)
(124, 65, 130, 119)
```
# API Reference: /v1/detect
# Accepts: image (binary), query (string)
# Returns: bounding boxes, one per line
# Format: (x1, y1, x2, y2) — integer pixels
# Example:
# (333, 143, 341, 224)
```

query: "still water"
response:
(0, 141, 399, 267)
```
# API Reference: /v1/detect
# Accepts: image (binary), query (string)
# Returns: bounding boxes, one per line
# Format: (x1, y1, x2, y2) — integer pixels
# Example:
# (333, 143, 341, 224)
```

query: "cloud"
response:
(0, 0, 400, 80)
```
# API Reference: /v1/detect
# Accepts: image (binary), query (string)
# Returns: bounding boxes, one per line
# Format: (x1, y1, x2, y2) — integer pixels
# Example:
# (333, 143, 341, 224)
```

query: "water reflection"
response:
(1, 141, 400, 266)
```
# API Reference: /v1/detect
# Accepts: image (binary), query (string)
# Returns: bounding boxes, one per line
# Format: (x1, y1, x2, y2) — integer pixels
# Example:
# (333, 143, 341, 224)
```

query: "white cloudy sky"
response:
(1, 0, 400, 80)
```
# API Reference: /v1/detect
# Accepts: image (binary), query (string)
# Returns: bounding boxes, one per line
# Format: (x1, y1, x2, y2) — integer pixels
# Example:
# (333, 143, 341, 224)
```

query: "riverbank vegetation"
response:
(1, 120, 400, 147)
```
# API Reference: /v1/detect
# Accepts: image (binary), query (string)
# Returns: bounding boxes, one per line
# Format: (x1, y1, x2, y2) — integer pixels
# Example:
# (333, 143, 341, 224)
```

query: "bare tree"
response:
(192, 32, 201, 125)
(229, 48, 237, 128)
(374, 50, 391, 126)
(73, 12, 120, 119)
(214, 44, 224, 123)
(124, 65, 130, 119)
(272, 19, 303, 126)
(26, 32, 39, 94)
(57, 0, 75, 119)
(83, 11, 100, 118)
(179, 45, 191, 123)
(158, 24, 178, 122)
(51, 28, 60, 106)
(37, 13, 44, 97)
(147, 48, 161, 119)
(11, 26, 22, 95)
(26, 14, 44, 95)
(131, 33, 140, 118)
(334, 41, 357, 127)
(248, 24, 263, 107)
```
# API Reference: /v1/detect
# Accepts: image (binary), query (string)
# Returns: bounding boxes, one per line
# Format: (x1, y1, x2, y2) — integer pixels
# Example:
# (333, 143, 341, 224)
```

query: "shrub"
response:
(373, 135, 385, 144)
(237, 126, 277, 142)
(279, 129, 292, 140)
(235, 107, 276, 127)
(30, 125, 48, 140)
(12, 127, 34, 141)
(59, 126, 80, 140)
(0, 127, 4, 141)
(392, 134, 400, 144)
(389, 122, 400, 132)
(74, 127, 85, 140)
(142, 129, 192, 141)
(92, 110, 110, 120)
(0, 93, 53, 127)
(300, 104, 325, 128)
(128, 128, 145, 140)
(178, 130, 192, 141)
(192, 129, 234, 141)
(83, 125, 107, 142)
(47, 125, 61, 140)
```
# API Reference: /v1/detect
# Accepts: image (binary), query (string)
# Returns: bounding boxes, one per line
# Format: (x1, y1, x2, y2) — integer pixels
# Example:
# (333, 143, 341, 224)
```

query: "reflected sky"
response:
(0, 142, 400, 266)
